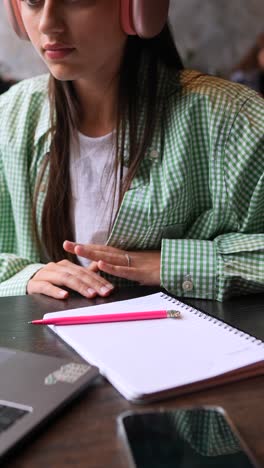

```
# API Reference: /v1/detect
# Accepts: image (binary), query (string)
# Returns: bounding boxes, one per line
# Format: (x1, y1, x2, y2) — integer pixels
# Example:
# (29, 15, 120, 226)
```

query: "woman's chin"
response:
(46, 64, 78, 82)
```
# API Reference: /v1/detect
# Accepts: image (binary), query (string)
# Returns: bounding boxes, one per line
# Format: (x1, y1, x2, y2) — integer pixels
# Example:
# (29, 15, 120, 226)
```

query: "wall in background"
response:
(170, 0, 264, 76)
(0, 3, 46, 79)
(0, 0, 264, 80)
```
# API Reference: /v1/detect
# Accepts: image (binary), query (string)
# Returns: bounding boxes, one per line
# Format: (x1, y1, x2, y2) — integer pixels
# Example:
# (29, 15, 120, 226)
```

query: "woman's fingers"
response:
(57, 259, 104, 284)
(64, 242, 129, 266)
(27, 280, 69, 300)
(61, 243, 161, 290)
(48, 269, 113, 298)
(28, 261, 114, 299)
(63, 241, 126, 259)
(56, 259, 114, 292)
(63, 243, 100, 272)
(63, 240, 76, 254)
(63, 241, 128, 269)
(97, 251, 161, 286)
(31, 269, 93, 299)
(88, 261, 99, 272)
(98, 261, 143, 282)
(77, 246, 128, 266)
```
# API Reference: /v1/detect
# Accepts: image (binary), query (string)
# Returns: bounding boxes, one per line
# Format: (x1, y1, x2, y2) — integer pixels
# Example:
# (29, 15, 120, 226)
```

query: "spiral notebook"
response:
(44, 293, 264, 403)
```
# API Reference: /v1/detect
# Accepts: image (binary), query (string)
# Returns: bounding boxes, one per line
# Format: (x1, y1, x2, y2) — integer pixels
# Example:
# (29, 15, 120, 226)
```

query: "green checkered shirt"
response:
(0, 68, 264, 300)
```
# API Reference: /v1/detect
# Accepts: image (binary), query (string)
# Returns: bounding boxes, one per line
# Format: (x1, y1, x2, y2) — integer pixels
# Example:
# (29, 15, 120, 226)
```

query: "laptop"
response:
(0, 346, 99, 462)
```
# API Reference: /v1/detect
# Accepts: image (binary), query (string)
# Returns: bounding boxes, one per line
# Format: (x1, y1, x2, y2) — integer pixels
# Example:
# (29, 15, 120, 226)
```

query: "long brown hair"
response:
(34, 24, 183, 262)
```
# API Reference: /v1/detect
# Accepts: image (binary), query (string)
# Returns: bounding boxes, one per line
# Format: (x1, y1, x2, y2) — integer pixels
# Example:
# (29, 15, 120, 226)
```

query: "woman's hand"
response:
(63, 241, 161, 286)
(27, 259, 114, 299)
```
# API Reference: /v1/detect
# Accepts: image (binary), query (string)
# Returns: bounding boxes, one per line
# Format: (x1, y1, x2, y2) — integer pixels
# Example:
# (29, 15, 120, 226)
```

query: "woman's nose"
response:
(39, 1, 64, 35)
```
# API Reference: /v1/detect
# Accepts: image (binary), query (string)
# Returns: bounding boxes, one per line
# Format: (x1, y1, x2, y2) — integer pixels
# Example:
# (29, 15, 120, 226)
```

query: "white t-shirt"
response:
(70, 131, 127, 266)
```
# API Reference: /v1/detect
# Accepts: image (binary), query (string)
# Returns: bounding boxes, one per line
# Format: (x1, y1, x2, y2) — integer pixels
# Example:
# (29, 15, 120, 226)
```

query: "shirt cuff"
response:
(160, 239, 217, 300)
(0, 263, 44, 297)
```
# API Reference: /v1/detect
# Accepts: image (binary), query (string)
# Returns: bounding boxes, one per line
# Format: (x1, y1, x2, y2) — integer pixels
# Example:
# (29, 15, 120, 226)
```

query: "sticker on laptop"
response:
(45, 363, 91, 385)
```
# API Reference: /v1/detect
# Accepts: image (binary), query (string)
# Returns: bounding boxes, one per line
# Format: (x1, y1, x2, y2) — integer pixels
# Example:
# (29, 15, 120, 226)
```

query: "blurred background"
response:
(0, 0, 263, 82)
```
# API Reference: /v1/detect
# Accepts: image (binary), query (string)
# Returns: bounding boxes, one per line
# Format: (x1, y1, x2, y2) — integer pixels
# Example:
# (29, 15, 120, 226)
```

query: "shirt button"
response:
(150, 149, 159, 159)
(182, 280, 193, 291)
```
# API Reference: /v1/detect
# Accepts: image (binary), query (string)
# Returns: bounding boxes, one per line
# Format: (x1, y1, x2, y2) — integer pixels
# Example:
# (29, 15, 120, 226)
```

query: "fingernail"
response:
(87, 288, 96, 296)
(59, 290, 68, 298)
(100, 285, 113, 295)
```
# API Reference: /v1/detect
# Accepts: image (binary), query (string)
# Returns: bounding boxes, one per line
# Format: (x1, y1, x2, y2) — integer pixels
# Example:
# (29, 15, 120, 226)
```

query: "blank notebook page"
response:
(44, 293, 264, 401)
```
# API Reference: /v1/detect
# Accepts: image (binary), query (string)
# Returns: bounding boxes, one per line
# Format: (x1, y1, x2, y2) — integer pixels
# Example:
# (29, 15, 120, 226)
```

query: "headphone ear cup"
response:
(4, 0, 29, 40)
(121, 0, 169, 38)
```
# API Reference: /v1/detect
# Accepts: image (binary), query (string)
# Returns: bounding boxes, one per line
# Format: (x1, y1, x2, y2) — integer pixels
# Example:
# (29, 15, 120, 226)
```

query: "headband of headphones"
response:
(4, 0, 170, 40)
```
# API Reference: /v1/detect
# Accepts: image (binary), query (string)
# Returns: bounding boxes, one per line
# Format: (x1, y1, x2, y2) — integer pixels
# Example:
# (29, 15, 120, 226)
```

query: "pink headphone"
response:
(3, 0, 170, 40)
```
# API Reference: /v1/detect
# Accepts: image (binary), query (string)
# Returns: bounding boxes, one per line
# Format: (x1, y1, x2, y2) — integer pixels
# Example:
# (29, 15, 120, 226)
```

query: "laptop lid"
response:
(0, 346, 99, 461)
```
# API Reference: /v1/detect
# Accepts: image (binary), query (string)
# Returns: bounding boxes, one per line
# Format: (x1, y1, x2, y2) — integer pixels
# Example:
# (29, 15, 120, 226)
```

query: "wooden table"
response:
(0, 287, 263, 467)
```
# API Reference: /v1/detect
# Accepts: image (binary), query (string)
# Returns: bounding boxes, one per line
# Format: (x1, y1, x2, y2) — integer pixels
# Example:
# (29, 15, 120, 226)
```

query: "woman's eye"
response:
(21, 0, 41, 7)
(21, 0, 42, 7)
(21, 0, 82, 5)
(20, 0, 89, 8)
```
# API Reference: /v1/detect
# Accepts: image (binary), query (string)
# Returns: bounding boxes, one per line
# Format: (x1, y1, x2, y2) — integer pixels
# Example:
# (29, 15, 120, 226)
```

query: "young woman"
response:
(1, 0, 264, 301)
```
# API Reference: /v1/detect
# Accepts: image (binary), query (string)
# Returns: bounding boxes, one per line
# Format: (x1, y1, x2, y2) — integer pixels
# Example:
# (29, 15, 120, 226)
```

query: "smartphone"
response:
(117, 406, 260, 468)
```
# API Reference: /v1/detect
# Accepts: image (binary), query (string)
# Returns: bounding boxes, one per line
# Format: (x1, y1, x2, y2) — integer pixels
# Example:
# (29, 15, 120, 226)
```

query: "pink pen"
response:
(29, 309, 181, 326)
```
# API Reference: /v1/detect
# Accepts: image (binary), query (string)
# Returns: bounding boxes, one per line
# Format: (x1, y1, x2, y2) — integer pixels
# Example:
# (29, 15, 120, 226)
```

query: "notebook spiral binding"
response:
(160, 293, 264, 349)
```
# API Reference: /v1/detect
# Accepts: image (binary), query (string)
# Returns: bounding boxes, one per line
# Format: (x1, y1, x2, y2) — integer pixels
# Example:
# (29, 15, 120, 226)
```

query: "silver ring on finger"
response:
(125, 253, 131, 267)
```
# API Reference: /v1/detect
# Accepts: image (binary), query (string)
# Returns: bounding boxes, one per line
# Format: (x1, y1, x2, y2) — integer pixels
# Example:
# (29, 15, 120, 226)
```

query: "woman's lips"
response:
(44, 47, 75, 60)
